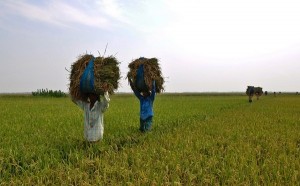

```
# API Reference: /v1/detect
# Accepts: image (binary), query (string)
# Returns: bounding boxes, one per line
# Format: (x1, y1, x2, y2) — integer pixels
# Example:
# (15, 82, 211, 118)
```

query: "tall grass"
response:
(0, 94, 299, 185)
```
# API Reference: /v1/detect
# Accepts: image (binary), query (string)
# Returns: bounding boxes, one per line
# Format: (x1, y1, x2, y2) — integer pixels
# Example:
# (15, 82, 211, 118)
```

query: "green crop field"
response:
(0, 94, 299, 185)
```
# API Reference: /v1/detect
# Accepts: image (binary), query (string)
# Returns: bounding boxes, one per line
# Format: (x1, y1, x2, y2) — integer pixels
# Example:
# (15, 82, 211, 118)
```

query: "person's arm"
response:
(150, 80, 156, 101)
(129, 79, 141, 99)
(72, 97, 84, 110)
(100, 91, 110, 112)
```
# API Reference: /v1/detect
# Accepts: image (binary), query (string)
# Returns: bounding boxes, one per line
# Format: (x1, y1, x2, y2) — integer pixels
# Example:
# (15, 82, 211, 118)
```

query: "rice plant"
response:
(0, 94, 299, 185)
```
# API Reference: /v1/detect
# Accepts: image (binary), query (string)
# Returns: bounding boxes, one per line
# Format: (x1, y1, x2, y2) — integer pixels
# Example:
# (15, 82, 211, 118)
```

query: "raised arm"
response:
(150, 80, 156, 101)
(129, 79, 141, 99)
(71, 96, 84, 110)
(100, 91, 110, 112)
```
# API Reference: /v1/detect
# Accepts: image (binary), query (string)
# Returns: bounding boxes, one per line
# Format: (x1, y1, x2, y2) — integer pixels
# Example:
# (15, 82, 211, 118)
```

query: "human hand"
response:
(102, 82, 109, 92)
(129, 79, 134, 89)
(104, 91, 110, 102)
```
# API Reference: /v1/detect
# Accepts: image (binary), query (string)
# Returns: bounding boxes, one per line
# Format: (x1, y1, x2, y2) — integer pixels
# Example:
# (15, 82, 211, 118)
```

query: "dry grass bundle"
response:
(69, 54, 93, 101)
(255, 87, 263, 96)
(69, 54, 120, 101)
(246, 86, 263, 96)
(94, 56, 120, 95)
(127, 57, 164, 93)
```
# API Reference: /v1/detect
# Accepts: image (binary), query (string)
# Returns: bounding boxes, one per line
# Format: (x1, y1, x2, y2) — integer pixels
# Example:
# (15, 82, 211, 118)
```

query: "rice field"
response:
(0, 93, 299, 185)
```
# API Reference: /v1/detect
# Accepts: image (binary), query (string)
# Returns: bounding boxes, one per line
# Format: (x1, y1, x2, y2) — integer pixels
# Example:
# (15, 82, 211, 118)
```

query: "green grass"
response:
(0, 94, 299, 185)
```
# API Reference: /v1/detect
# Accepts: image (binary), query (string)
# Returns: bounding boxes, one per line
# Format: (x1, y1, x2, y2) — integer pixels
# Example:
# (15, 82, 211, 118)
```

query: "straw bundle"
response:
(127, 57, 164, 93)
(94, 56, 120, 95)
(69, 54, 120, 101)
(254, 87, 263, 96)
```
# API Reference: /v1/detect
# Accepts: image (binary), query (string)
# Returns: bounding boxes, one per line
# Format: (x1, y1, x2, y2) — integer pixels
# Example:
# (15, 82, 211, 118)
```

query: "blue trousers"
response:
(140, 116, 153, 132)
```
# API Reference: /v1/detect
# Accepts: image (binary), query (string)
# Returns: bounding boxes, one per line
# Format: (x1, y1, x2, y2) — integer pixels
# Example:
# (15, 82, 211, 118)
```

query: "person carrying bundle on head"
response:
(72, 85, 110, 143)
(69, 53, 120, 142)
(129, 79, 156, 132)
(127, 57, 164, 133)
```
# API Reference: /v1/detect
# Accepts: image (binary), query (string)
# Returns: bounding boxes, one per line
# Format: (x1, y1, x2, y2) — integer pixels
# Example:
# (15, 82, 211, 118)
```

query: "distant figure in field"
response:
(264, 91, 268, 96)
(255, 87, 263, 100)
(246, 86, 263, 102)
(129, 79, 156, 132)
(246, 86, 255, 102)
(72, 91, 110, 142)
(297, 92, 299, 95)
(274, 92, 276, 97)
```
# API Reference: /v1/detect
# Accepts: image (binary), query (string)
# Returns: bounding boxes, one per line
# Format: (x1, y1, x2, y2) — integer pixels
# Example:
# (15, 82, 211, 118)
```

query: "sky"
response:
(0, 0, 300, 93)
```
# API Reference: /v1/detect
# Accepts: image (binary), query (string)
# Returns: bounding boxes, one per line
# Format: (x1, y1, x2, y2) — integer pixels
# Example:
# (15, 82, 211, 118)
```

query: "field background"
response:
(0, 93, 299, 185)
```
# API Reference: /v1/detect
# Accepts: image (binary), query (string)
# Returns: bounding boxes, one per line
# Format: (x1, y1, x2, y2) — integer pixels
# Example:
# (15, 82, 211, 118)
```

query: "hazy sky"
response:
(1, 0, 300, 93)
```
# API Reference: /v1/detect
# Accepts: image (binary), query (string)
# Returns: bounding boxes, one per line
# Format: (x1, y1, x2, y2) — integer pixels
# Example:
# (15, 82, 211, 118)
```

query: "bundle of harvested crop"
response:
(69, 54, 120, 101)
(127, 57, 164, 93)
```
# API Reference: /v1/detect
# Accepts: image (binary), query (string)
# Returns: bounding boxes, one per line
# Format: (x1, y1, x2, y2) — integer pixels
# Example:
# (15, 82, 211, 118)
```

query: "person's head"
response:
(88, 93, 99, 103)
(141, 91, 150, 97)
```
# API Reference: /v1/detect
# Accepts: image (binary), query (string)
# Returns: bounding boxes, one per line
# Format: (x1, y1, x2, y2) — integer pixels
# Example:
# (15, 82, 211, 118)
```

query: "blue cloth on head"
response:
(80, 57, 95, 93)
(136, 64, 148, 92)
(249, 86, 255, 94)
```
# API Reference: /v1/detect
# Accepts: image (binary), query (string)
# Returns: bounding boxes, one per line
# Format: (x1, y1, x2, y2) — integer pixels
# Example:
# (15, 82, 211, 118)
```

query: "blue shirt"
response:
(133, 81, 156, 120)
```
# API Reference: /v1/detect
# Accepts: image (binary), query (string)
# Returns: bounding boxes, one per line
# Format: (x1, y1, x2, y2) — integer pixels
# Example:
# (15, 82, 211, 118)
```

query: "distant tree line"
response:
(32, 89, 67, 97)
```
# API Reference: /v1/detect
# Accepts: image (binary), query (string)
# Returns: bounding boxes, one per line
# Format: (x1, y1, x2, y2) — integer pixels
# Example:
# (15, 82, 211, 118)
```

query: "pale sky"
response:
(1, 0, 300, 93)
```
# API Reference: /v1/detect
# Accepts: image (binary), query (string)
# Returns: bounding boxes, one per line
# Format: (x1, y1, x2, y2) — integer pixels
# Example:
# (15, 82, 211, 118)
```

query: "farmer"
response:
(129, 79, 156, 132)
(246, 86, 255, 103)
(72, 90, 110, 142)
